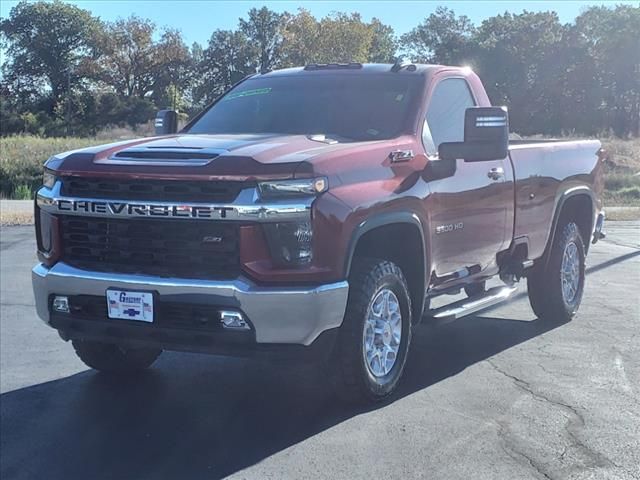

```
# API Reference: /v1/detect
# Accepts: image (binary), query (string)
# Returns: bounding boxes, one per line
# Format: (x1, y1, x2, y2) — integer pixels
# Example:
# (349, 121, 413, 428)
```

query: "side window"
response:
(424, 78, 476, 151)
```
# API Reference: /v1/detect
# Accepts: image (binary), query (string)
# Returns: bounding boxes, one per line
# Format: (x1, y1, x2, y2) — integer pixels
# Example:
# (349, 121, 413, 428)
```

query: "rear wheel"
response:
(331, 258, 412, 403)
(464, 281, 486, 298)
(72, 340, 161, 373)
(527, 221, 586, 323)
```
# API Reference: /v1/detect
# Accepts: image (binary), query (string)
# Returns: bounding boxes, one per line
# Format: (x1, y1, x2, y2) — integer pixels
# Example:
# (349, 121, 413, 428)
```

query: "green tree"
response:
(239, 7, 287, 72)
(0, 0, 101, 111)
(193, 30, 257, 106)
(97, 17, 190, 100)
(96, 16, 157, 97)
(472, 11, 565, 134)
(150, 29, 193, 109)
(281, 10, 396, 66)
(0, 90, 24, 135)
(2, 2, 637, 139)
(573, 5, 640, 136)
(368, 18, 397, 63)
(316, 13, 374, 63)
(400, 7, 475, 64)
(281, 9, 321, 67)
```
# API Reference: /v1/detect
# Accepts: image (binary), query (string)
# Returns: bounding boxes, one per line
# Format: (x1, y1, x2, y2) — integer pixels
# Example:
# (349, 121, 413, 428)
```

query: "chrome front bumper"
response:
(32, 262, 349, 346)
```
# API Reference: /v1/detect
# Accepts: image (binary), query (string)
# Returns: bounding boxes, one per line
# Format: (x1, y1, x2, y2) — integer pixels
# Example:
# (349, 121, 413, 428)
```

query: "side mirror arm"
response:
(424, 154, 457, 180)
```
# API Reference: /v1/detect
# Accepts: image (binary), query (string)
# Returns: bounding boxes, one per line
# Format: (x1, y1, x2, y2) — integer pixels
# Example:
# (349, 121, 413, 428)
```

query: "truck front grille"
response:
(60, 216, 240, 279)
(61, 177, 247, 203)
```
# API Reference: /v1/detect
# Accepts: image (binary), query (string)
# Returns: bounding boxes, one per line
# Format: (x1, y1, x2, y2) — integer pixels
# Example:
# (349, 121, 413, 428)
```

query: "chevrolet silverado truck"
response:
(32, 62, 606, 403)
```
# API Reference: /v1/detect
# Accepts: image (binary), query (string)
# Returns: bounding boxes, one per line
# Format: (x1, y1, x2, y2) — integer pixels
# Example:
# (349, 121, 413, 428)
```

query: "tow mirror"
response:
(154, 110, 178, 135)
(438, 107, 509, 162)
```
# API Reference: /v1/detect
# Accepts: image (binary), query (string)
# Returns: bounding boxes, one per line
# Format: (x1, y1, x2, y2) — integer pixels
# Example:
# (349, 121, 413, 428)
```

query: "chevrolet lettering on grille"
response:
(54, 199, 235, 219)
(37, 183, 314, 222)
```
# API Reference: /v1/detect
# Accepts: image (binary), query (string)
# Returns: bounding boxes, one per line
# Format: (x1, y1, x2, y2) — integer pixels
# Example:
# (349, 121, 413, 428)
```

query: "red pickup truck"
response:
(32, 63, 605, 403)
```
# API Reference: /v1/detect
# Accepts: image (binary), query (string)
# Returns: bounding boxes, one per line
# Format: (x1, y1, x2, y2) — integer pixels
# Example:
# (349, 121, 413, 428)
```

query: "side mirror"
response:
(154, 110, 178, 135)
(438, 107, 509, 162)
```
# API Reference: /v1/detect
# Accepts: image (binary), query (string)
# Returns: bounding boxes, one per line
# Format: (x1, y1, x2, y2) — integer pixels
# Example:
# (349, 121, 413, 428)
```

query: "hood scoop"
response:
(97, 146, 227, 167)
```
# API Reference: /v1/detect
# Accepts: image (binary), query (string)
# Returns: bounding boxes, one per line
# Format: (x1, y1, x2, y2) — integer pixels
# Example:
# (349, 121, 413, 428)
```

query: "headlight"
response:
(263, 221, 313, 266)
(43, 169, 57, 188)
(258, 177, 328, 199)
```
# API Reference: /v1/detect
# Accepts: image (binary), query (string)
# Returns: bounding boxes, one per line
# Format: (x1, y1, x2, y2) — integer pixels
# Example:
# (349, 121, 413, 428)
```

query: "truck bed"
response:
(507, 139, 603, 259)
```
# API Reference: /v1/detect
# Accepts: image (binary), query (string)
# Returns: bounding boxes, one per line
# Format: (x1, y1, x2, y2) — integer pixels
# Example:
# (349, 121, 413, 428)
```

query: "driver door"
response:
(423, 77, 511, 281)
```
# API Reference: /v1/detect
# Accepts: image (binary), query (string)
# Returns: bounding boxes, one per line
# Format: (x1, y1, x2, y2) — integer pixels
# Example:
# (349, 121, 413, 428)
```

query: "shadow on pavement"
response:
(0, 313, 561, 480)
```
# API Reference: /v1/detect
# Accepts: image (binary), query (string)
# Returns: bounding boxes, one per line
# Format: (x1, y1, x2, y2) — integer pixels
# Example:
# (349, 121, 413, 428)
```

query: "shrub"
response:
(13, 184, 33, 200)
(0, 155, 44, 198)
(604, 173, 640, 192)
(0, 135, 116, 198)
(617, 186, 640, 200)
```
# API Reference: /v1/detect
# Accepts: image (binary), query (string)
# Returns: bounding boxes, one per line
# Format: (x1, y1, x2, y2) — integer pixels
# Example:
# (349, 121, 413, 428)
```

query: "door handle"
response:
(487, 167, 504, 180)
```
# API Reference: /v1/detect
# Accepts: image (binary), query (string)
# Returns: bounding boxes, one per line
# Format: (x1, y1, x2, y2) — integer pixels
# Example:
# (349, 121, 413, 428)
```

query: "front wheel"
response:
(527, 221, 586, 323)
(72, 340, 161, 374)
(331, 258, 412, 403)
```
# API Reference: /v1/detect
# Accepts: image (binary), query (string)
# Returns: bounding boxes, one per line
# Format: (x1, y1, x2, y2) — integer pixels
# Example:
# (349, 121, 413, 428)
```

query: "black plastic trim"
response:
(344, 211, 428, 322)
(542, 186, 596, 267)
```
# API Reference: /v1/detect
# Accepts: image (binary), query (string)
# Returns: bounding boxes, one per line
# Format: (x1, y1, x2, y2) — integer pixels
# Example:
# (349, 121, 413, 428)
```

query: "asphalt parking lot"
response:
(1, 222, 638, 480)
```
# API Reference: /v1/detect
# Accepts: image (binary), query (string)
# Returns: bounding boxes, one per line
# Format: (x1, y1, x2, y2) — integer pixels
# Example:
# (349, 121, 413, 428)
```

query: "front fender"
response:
(343, 210, 429, 324)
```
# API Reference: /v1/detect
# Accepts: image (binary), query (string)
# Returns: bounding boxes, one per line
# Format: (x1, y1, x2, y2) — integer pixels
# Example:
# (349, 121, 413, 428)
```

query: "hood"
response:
(47, 133, 386, 182)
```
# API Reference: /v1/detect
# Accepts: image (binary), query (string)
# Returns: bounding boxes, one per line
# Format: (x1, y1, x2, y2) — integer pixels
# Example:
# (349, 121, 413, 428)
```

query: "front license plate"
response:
(106, 290, 154, 322)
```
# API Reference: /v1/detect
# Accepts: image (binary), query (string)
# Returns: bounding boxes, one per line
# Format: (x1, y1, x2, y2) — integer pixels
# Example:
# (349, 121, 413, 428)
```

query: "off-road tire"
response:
(331, 258, 412, 404)
(72, 340, 161, 373)
(527, 221, 586, 323)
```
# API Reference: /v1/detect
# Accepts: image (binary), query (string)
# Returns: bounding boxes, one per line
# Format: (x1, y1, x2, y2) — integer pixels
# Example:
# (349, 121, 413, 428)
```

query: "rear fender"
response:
(542, 186, 596, 267)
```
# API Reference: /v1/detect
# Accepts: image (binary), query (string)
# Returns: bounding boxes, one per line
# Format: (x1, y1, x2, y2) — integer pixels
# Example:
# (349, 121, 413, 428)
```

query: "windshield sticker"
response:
(222, 87, 272, 101)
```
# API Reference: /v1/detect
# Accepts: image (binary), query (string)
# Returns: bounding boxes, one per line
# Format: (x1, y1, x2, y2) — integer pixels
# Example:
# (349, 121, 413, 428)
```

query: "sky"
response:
(1, 1, 634, 46)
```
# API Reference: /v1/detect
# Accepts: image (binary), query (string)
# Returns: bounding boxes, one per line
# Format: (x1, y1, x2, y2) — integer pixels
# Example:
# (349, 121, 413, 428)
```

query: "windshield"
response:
(186, 74, 422, 141)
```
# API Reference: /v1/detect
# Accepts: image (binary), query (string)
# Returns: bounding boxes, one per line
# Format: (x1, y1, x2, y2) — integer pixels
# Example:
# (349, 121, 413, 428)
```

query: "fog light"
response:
(52, 296, 70, 313)
(219, 310, 249, 330)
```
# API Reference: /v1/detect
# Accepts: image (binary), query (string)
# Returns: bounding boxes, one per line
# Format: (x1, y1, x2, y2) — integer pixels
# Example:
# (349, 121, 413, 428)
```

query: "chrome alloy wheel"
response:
(561, 241, 580, 304)
(362, 288, 402, 378)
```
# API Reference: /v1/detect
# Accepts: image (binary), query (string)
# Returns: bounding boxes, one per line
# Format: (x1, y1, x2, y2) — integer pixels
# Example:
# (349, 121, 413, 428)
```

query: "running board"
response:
(425, 285, 518, 326)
